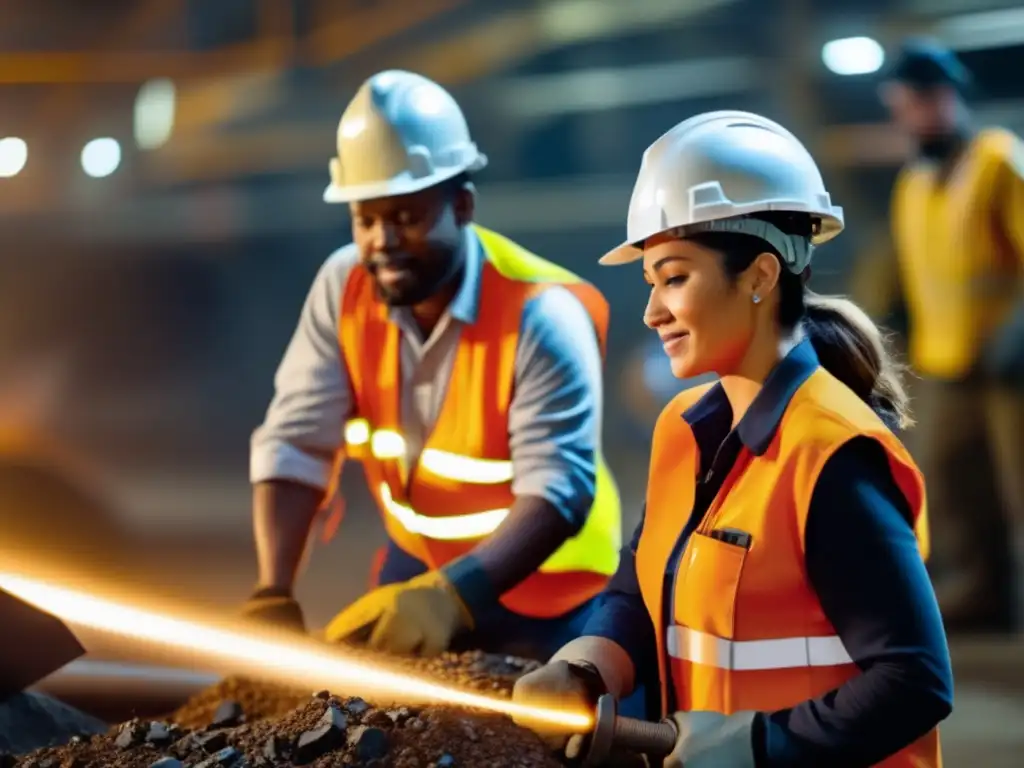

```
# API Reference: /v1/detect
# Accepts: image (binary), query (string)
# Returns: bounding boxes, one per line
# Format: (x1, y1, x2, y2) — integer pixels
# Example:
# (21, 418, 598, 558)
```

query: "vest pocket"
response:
(670, 532, 749, 713)
(675, 531, 748, 641)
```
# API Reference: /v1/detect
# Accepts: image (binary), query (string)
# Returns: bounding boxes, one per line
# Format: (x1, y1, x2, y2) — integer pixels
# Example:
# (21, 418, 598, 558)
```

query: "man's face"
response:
(881, 81, 956, 141)
(350, 183, 471, 306)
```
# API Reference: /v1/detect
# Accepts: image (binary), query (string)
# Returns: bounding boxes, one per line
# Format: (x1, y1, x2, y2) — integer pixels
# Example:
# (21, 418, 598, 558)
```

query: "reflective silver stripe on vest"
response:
(666, 625, 853, 671)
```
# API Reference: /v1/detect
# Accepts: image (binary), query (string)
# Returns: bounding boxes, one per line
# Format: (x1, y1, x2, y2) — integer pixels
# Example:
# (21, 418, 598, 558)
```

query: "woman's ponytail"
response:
(802, 292, 913, 431)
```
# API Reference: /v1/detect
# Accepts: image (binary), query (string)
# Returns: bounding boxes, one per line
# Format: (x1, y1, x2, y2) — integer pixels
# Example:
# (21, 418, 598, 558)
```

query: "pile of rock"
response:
(9, 652, 564, 768)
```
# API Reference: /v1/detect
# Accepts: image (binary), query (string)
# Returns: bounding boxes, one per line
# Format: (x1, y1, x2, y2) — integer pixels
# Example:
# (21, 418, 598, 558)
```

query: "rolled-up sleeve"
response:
(508, 286, 603, 530)
(249, 246, 358, 490)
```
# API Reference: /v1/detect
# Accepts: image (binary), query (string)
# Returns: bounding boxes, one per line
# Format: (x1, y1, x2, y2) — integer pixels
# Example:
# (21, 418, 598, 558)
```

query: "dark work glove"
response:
(240, 587, 306, 634)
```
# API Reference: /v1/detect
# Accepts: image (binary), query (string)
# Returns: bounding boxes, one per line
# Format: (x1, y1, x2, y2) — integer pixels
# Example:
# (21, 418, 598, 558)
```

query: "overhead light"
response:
(0, 137, 28, 178)
(822, 36, 885, 76)
(81, 138, 121, 178)
(134, 78, 176, 150)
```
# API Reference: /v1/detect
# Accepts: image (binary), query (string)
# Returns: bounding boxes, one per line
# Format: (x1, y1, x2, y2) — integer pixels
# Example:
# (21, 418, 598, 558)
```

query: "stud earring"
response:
(752, 293, 761, 304)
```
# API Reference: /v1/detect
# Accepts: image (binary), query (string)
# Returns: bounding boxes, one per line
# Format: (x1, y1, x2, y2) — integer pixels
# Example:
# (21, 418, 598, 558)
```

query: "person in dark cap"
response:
(876, 38, 1024, 633)
(882, 38, 973, 162)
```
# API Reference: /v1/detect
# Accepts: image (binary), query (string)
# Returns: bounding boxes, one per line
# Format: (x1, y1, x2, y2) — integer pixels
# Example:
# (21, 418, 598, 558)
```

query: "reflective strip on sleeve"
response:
(666, 625, 853, 671)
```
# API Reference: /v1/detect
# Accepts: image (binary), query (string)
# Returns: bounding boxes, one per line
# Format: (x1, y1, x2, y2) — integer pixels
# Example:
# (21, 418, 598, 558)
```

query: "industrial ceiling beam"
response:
(0, 0, 463, 85)
(302, 0, 468, 67)
(386, 0, 740, 87)
(139, 0, 742, 184)
(0, 42, 289, 85)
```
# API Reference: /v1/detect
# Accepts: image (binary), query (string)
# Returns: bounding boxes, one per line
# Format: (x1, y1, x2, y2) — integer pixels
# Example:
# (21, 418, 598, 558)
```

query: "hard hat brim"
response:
(323, 167, 462, 204)
(598, 242, 643, 266)
(323, 154, 488, 205)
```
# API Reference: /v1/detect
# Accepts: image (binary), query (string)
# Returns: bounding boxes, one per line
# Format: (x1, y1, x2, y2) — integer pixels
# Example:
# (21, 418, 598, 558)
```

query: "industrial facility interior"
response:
(0, 0, 1022, 765)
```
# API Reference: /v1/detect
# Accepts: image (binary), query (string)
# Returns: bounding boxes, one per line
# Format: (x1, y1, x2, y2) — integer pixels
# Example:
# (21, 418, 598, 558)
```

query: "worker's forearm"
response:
(550, 636, 637, 699)
(443, 494, 575, 611)
(252, 479, 324, 592)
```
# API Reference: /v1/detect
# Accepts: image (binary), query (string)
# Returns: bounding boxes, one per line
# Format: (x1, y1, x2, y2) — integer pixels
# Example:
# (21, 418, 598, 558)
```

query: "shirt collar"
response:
(446, 227, 482, 325)
(388, 227, 482, 330)
(682, 338, 820, 455)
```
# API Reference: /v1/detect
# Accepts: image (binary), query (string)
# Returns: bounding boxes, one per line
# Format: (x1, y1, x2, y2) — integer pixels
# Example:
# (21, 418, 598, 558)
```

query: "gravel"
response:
(9, 651, 568, 768)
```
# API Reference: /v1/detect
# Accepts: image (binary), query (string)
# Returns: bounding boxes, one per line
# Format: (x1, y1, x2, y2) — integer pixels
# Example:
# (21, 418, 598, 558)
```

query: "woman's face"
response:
(642, 234, 758, 379)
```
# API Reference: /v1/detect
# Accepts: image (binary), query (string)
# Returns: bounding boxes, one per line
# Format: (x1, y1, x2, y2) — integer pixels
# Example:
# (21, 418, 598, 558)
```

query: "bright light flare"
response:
(81, 138, 121, 178)
(0, 137, 28, 177)
(0, 572, 592, 732)
(134, 78, 176, 150)
(822, 36, 885, 76)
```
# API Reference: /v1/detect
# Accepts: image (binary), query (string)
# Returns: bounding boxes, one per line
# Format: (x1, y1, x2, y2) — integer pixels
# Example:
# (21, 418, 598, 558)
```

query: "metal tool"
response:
(581, 693, 678, 766)
(0, 586, 84, 700)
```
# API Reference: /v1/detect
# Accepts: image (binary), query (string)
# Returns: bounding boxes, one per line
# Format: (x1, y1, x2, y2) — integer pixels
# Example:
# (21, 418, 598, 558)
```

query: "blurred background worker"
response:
(241, 70, 622, 659)
(875, 39, 1024, 633)
(512, 112, 952, 767)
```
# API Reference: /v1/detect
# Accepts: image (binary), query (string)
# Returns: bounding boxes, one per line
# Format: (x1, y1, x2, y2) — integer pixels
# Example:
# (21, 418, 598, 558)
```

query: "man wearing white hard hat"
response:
(242, 70, 622, 661)
(512, 111, 951, 766)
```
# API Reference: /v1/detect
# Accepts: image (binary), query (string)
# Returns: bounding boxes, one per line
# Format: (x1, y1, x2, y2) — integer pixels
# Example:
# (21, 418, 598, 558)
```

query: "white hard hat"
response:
(323, 70, 488, 204)
(600, 110, 844, 272)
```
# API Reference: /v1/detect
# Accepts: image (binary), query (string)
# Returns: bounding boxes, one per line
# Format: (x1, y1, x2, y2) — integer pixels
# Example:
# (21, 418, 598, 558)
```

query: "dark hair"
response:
(687, 211, 912, 430)
(441, 171, 473, 197)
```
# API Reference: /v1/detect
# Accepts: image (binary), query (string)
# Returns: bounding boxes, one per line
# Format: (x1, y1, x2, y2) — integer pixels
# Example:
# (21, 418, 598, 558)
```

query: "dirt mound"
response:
(11, 652, 565, 767)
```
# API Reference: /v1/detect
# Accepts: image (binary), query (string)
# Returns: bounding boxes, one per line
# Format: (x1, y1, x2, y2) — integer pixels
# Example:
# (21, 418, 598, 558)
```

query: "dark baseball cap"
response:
(884, 38, 972, 92)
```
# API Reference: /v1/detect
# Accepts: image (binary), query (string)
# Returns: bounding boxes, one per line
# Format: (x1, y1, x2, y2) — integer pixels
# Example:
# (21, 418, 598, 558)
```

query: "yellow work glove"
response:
(323, 570, 473, 657)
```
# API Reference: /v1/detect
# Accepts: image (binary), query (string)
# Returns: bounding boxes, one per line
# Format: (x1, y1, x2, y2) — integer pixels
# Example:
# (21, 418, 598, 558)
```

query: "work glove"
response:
(662, 710, 757, 768)
(323, 569, 472, 657)
(240, 587, 307, 634)
(511, 659, 607, 757)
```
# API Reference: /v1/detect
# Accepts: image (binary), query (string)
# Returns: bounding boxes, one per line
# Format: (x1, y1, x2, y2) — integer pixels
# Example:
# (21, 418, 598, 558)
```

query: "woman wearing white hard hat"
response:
(512, 112, 952, 767)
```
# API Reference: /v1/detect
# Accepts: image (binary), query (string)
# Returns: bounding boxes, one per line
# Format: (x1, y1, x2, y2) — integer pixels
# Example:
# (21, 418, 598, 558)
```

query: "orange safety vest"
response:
(636, 367, 941, 767)
(337, 225, 622, 618)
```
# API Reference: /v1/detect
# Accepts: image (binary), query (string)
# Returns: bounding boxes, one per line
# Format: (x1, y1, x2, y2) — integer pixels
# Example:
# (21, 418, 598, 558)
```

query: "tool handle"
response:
(612, 715, 678, 758)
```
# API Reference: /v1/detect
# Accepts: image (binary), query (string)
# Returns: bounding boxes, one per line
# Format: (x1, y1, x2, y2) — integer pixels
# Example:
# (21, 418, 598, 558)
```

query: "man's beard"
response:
(917, 129, 968, 162)
(368, 245, 461, 307)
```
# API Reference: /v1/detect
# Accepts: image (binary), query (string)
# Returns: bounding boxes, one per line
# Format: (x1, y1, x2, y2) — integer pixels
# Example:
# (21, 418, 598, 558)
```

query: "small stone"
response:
(114, 720, 147, 748)
(343, 697, 370, 716)
(349, 726, 389, 761)
(364, 710, 394, 729)
(145, 722, 173, 744)
(437, 754, 456, 767)
(195, 746, 243, 767)
(149, 759, 184, 768)
(407, 717, 426, 732)
(194, 731, 228, 753)
(293, 706, 348, 764)
(262, 734, 288, 762)
(460, 722, 479, 742)
(386, 707, 413, 725)
(211, 700, 245, 728)
(313, 690, 331, 700)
